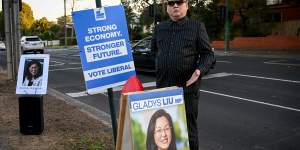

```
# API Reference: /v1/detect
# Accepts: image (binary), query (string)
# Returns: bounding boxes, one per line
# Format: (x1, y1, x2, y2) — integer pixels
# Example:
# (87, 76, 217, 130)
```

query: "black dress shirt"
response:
(151, 17, 214, 93)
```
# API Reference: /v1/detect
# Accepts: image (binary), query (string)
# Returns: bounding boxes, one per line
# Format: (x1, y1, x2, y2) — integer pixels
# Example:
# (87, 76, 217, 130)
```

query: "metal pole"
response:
(64, 0, 67, 47)
(3, 0, 13, 80)
(224, 0, 230, 54)
(95, 0, 118, 145)
(107, 88, 117, 144)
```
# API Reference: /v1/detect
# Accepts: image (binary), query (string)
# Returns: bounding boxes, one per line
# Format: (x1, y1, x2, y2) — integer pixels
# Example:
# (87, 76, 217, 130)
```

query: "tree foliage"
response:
(30, 17, 59, 40)
(189, 0, 224, 40)
(19, 2, 60, 40)
(31, 17, 53, 33)
(57, 15, 73, 27)
(131, 0, 276, 40)
(230, 0, 273, 36)
(4, 0, 279, 43)
(124, 1, 138, 41)
(20, 2, 34, 31)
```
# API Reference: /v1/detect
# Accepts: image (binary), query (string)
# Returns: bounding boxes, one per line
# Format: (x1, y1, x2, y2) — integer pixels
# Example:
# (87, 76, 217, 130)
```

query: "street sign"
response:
(72, 5, 136, 94)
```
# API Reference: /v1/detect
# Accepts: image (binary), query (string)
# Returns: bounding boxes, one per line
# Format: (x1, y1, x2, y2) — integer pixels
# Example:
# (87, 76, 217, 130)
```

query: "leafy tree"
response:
(189, 0, 224, 40)
(230, 0, 273, 36)
(131, 0, 276, 40)
(123, 1, 138, 41)
(20, 2, 34, 34)
(56, 15, 72, 38)
(57, 15, 72, 27)
(49, 24, 61, 39)
(130, 0, 167, 39)
(130, 0, 156, 14)
(31, 17, 52, 33)
(30, 17, 58, 40)
(140, 3, 165, 26)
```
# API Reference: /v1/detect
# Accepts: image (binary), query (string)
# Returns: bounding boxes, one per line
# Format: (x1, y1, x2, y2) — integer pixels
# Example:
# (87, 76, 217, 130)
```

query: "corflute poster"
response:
(72, 5, 136, 94)
(127, 87, 190, 150)
(16, 54, 50, 95)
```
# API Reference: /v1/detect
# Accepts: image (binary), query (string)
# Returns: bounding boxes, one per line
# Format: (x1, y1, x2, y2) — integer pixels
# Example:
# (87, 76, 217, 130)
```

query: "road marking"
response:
(264, 60, 300, 67)
(200, 89, 300, 112)
(232, 73, 300, 84)
(44, 49, 65, 52)
(65, 72, 230, 98)
(64, 72, 300, 98)
(69, 62, 81, 65)
(142, 82, 156, 87)
(49, 60, 65, 66)
(203, 72, 232, 79)
(66, 91, 88, 97)
(66, 81, 156, 97)
(49, 67, 82, 72)
(217, 60, 232, 63)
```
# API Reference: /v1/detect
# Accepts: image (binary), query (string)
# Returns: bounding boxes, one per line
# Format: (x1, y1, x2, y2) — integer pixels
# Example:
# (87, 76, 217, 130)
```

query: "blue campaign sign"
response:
(72, 5, 136, 94)
(125, 87, 190, 150)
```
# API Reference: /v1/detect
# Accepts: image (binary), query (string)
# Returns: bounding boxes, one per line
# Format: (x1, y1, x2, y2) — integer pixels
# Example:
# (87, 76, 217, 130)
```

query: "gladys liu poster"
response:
(16, 54, 50, 95)
(120, 87, 190, 150)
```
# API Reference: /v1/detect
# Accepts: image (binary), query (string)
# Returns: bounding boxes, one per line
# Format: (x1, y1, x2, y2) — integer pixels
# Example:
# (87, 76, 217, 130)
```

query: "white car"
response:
(0, 41, 5, 51)
(20, 36, 44, 54)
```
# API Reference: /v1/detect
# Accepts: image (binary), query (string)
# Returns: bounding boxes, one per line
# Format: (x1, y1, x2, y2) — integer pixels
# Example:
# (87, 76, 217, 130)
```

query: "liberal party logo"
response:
(94, 8, 106, 21)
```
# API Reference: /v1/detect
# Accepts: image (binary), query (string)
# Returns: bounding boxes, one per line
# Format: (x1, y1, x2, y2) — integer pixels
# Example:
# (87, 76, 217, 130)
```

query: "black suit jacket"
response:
(151, 17, 214, 93)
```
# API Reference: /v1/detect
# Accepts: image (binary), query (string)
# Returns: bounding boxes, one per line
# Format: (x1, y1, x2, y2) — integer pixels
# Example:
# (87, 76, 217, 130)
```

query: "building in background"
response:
(268, 0, 300, 36)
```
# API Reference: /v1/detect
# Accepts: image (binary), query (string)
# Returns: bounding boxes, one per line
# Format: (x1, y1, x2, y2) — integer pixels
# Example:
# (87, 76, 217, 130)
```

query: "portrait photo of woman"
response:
(146, 109, 177, 150)
(22, 59, 43, 86)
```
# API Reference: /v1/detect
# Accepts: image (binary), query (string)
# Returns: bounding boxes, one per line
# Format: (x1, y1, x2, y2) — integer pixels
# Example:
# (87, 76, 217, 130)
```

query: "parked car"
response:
(0, 41, 5, 51)
(20, 36, 44, 54)
(132, 36, 155, 72)
(132, 36, 216, 73)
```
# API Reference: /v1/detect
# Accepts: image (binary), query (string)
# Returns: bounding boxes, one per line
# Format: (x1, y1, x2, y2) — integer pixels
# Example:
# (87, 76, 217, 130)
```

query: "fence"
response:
(43, 40, 60, 46)
(211, 36, 300, 50)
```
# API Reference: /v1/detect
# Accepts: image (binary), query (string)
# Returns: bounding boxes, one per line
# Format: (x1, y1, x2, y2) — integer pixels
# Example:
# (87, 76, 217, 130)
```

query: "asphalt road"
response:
(1, 48, 300, 150)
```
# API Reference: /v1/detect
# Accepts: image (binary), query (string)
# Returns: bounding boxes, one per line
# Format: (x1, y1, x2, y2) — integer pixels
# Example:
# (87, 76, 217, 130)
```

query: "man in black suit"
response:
(151, 0, 214, 149)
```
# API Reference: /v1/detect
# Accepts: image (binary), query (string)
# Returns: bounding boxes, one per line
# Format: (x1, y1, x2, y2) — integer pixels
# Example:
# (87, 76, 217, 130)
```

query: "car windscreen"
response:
(25, 38, 40, 41)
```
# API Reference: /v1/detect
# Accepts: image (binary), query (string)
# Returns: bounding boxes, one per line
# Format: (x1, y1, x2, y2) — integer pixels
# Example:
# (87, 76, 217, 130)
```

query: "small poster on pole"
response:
(16, 54, 50, 95)
(116, 87, 190, 150)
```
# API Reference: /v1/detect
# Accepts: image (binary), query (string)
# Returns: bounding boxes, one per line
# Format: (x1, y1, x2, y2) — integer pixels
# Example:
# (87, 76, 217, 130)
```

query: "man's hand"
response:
(186, 69, 201, 87)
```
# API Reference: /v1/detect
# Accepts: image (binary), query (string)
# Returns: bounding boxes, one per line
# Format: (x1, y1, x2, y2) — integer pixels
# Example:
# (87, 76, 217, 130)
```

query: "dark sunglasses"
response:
(167, 1, 186, 6)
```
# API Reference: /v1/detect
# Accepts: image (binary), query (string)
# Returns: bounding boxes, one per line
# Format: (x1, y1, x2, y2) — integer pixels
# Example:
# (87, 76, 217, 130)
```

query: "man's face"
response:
(154, 116, 172, 150)
(167, 0, 188, 21)
(29, 64, 38, 76)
